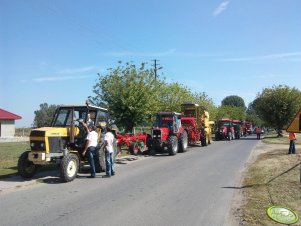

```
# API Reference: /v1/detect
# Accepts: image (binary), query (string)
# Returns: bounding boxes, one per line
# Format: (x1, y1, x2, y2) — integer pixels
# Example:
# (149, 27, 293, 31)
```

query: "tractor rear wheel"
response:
(178, 131, 188, 153)
(18, 151, 37, 179)
(60, 153, 79, 182)
(168, 136, 178, 156)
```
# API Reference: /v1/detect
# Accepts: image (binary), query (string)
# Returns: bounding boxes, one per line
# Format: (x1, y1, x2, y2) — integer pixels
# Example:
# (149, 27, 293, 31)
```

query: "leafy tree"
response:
(91, 62, 161, 132)
(221, 95, 246, 110)
(253, 85, 301, 136)
(158, 82, 194, 112)
(33, 103, 59, 127)
(246, 102, 262, 126)
(216, 105, 246, 120)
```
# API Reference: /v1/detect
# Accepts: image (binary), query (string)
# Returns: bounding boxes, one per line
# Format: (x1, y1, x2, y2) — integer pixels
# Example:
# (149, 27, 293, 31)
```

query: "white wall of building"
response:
(0, 120, 15, 137)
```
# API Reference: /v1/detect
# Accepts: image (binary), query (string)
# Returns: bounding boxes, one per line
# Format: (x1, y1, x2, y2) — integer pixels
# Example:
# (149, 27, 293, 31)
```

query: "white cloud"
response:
(213, 1, 230, 17)
(32, 75, 92, 83)
(219, 52, 301, 62)
(58, 66, 98, 74)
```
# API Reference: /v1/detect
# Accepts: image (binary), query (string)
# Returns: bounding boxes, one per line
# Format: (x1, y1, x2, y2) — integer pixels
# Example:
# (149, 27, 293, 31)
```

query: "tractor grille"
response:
(30, 140, 46, 151)
(48, 137, 61, 153)
(152, 129, 162, 140)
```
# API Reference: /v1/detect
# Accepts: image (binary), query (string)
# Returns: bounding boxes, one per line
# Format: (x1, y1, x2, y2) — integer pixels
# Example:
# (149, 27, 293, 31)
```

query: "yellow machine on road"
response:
(18, 103, 111, 182)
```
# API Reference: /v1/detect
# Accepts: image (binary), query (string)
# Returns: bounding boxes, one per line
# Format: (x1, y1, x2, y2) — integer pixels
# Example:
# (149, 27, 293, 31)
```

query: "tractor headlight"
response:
(31, 142, 35, 148)
(40, 143, 45, 148)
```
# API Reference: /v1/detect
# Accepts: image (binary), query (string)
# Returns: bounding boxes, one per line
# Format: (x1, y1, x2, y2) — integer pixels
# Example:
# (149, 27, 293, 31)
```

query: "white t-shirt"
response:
(86, 131, 98, 147)
(104, 131, 115, 153)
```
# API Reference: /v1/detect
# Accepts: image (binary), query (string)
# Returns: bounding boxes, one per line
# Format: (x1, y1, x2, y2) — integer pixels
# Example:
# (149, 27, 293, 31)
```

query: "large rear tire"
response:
(18, 151, 37, 179)
(178, 131, 188, 153)
(60, 153, 79, 182)
(168, 136, 178, 156)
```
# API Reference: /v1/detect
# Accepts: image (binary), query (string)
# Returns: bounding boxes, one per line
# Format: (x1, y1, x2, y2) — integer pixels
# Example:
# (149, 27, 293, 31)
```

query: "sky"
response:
(1, 0, 301, 127)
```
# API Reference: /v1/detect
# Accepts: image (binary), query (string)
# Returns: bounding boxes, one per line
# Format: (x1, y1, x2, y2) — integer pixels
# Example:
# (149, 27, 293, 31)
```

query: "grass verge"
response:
(239, 134, 301, 225)
(0, 142, 29, 178)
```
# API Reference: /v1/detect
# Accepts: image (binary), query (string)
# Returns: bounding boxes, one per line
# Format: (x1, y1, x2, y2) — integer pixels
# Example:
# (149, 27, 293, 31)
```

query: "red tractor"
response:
(149, 112, 188, 155)
(215, 118, 234, 141)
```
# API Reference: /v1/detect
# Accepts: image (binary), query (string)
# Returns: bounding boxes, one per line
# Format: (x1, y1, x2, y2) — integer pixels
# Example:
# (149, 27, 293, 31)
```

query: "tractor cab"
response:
(154, 112, 181, 133)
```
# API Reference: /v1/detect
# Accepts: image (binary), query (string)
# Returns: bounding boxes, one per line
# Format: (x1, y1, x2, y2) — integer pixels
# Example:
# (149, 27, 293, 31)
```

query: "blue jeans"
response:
(87, 146, 96, 176)
(105, 151, 115, 176)
(288, 140, 296, 154)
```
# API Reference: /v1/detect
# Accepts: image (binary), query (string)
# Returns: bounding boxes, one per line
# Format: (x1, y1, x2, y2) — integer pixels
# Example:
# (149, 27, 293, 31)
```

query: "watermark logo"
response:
(267, 206, 299, 224)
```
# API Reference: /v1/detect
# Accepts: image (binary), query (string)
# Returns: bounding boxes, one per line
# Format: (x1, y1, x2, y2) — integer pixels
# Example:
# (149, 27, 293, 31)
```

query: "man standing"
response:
(81, 122, 98, 178)
(288, 132, 296, 154)
(103, 126, 115, 178)
(256, 126, 261, 140)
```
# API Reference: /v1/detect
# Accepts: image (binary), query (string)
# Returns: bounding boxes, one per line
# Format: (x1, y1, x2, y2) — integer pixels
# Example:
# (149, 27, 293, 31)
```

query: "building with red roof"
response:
(0, 108, 22, 137)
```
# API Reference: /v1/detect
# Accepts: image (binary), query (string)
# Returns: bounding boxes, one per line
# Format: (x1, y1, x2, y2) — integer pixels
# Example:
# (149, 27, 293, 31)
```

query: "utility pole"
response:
(152, 59, 162, 79)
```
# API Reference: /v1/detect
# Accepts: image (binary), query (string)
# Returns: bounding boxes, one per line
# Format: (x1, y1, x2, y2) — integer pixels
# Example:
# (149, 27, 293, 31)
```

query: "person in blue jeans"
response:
(103, 126, 115, 178)
(81, 122, 98, 178)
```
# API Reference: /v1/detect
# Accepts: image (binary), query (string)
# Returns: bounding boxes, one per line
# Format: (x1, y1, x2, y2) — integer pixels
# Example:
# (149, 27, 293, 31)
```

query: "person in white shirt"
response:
(103, 126, 115, 178)
(81, 122, 98, 178)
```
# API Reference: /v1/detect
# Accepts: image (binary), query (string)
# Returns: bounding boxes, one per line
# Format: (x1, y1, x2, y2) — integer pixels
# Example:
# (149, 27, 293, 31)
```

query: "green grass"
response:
(262, 132, 301, 145)
(0, 142, 29, 177)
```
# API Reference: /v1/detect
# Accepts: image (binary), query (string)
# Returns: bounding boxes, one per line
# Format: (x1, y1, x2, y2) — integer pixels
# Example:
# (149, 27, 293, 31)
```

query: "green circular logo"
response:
(267, 206, 299, 224)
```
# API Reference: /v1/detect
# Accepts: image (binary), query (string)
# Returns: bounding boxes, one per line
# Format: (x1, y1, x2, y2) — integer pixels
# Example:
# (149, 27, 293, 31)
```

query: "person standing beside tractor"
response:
(256, 126, 261, 140)
(102, 126, 115, 178)
(81, 121, 99, 178)
(288, 132, 296, 154)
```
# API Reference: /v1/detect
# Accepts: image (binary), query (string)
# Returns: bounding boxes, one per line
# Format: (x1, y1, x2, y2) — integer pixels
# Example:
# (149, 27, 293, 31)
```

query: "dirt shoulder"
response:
(228, 137, 301, 226)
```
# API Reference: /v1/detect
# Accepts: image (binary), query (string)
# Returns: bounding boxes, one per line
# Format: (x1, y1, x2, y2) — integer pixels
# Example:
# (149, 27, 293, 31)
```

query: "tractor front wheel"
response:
(129, 142, 140, 156)
(168, 136, 178, 156)
(60, 153, 79, 182)
(179, 131, 188, 153)
(18, 151, 37, 179)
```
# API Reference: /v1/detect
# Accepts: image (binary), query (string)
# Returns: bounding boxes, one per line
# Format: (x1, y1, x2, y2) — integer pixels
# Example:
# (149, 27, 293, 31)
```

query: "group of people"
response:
(80, 115, 115, 178)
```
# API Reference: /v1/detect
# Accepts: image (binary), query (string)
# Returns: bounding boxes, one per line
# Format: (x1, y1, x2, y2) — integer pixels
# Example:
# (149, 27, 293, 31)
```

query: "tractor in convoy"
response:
(215, 118, 234, 141)
(245, 121, 253, 135)
(180, 103, 212, 146)
(18, 102, 115, 182)
(149, 112, 188, 155)
(232, 120, 243, 139)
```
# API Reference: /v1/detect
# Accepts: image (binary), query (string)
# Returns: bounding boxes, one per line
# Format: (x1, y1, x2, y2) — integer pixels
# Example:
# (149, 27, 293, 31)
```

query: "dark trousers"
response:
(87, 146, 96, 177)
(105, 151, 115, 176)
(288, 140, 296, 154)
(257, 133, 261, 140)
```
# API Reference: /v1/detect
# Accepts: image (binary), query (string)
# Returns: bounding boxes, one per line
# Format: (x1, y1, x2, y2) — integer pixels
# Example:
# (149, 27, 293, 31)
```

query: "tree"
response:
(33, 103, 59, 127)
(221, 95, 246, 110)
(216, 106, 246, 120)
(246, 102, 262, 126)
(158, 82, 194, 112)
(253, 85, 301, 136)
(91, 62, 161, 132)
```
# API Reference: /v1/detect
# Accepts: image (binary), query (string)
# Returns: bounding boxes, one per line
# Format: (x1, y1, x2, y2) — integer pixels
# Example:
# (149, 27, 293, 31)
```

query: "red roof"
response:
(0, 108, 22, 120)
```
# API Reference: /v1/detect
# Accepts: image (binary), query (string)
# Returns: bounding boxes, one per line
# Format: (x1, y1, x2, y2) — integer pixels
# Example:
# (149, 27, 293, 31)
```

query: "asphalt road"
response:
(0, 135, 259, 226)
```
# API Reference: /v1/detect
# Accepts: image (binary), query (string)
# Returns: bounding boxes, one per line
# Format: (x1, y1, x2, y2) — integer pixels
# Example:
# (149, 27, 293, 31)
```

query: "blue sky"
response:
(1, 0, 301, 127)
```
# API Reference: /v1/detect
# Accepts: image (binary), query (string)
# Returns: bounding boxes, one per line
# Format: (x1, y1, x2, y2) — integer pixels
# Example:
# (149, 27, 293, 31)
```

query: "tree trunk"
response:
(277, 128, 283, 137)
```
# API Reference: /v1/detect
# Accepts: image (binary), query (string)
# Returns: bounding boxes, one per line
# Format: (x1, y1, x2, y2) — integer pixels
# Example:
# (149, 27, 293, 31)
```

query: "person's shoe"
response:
(102, 175, 111, 178)
(87, 175, 96, 178)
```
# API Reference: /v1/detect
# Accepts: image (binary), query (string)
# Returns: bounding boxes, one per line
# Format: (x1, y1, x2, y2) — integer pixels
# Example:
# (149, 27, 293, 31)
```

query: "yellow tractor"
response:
(18, 103, 111, 182)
